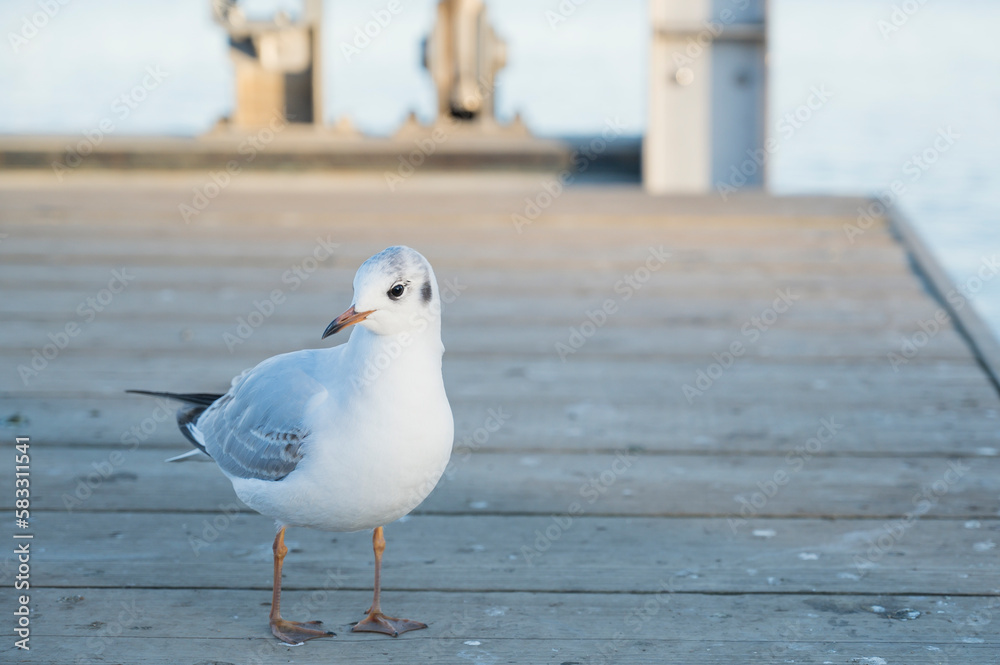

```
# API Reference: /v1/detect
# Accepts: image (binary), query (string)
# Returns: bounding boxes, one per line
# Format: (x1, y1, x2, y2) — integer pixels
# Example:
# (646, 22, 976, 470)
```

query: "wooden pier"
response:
(1, 173, 998, 663)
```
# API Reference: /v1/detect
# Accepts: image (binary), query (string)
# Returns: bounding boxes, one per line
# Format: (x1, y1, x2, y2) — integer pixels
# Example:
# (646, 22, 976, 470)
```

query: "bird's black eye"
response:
(388, 283, 406, 299)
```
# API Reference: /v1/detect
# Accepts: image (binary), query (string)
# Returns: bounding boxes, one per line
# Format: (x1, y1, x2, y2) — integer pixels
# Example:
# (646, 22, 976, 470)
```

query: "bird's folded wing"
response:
(191, 357, 329, 482)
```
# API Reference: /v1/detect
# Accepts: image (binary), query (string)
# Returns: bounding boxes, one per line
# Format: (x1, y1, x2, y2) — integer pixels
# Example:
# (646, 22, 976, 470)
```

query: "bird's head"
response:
(323, 246, 442, 339)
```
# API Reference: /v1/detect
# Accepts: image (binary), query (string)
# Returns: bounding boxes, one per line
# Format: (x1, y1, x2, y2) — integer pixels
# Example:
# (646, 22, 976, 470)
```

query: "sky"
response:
(0, 0, 647, 137)
(1, 0, 998, 213)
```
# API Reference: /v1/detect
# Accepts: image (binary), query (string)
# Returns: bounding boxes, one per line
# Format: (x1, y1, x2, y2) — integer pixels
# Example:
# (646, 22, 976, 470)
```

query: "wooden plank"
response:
(0, 210, 884, 234)
(0, 178, 877, 219)
(16, 589, 999, 665)
(15, 638, 997, 665)
(0, 263, 938, 298)
(0, 199, 882, 226)
(0, 221, 910, 256)
(18, 249, 912, 275)
(6, 302, 958, 340)
(0, 226, 905, 259)
(6, 446, 998, 519)
(1, 324, 975, 387)
(8, 356, 997, 405)
(7, 357, 996, 404)
(0, 245, 910, 274)
(28, 589, 996, 642)
(4, 390, 999, 454)
(0, 191, 880, 220)
(3, 290, 949, 331)
(7, 513, 998, 595)
(2, 316, 977, 356)
(0, 214, 900, 249)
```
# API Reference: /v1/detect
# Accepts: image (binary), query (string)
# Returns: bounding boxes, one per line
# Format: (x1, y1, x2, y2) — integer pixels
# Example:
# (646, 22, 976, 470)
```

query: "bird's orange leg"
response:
(269, 526, 335, 644)
(352, 526, 427, 637)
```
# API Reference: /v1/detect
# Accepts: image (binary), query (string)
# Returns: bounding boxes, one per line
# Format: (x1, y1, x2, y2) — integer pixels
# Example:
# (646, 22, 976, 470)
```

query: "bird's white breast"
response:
(229, 337, 454, 532)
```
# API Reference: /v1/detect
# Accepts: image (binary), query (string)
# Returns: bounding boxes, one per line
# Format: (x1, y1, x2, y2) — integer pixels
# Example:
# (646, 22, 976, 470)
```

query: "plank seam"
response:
(24, 585, 1000, 598)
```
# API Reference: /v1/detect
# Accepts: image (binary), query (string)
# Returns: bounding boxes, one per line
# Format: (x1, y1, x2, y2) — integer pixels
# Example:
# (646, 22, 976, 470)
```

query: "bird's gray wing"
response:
(189, 355, 329, 482)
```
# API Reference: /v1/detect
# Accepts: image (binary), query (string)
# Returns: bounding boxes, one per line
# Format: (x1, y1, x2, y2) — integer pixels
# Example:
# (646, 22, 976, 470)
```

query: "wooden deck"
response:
(2, 174, 998, 664)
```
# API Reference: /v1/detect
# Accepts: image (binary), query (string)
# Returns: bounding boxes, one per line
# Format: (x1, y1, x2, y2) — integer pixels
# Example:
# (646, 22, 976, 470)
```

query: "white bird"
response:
(129, 246, 454, 644)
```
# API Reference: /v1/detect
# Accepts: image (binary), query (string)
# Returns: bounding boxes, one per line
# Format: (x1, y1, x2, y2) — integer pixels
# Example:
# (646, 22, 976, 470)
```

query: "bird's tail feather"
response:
(126, 390, 223, 406)
(126, 390, 220, 459)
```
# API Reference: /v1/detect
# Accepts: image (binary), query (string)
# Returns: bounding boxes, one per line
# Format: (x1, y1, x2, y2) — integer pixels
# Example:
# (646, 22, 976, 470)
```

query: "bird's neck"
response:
(341, 324, 444, 388)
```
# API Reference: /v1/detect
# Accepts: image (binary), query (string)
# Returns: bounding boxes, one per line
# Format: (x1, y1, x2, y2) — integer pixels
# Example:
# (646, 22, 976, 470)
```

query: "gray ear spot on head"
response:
(421, 280, 432, 303)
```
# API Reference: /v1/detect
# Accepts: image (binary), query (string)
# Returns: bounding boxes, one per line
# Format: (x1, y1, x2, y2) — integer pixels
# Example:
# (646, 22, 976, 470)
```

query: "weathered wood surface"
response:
(1, 176, 998, 664)
(23, 587, 1000, 642)
(0, 327, 975, 379)
(5, 389, 1000, 454)
(4, 512, 998, 595)
(5, 447, 999, 518)
(16, 589, 1000, 665)
(16, 638, 998, 665)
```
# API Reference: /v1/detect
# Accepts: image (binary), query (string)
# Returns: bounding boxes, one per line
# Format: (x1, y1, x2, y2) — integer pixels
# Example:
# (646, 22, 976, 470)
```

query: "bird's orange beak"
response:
(322, 306, 375, 339)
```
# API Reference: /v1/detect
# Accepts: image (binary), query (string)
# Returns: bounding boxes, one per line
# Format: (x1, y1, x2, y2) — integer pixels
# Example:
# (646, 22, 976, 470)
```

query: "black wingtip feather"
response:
(127, 390, 218, 458)
(126, 390, 224, 407)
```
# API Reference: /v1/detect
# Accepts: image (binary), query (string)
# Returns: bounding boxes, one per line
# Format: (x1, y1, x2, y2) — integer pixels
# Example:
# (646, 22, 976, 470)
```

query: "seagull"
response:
(129, 246, 454, 644)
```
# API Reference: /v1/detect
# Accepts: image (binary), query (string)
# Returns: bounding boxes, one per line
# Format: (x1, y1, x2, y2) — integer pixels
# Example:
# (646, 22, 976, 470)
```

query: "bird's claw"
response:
(270, 618, 336, 644)
(352, 611, 427, 638)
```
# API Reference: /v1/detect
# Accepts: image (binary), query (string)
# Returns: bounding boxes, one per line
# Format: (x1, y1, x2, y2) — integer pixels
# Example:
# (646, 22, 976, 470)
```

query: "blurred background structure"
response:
(2, 1, 999, 662)
(421, 0, 509, 129)
(645, 0, 767, 193)
(211, 0, 325, 129)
